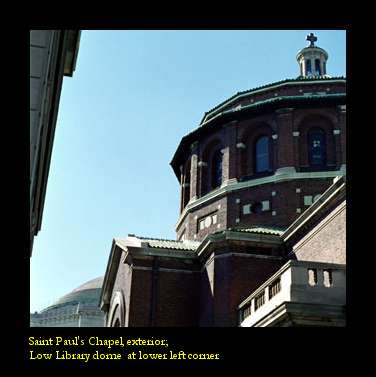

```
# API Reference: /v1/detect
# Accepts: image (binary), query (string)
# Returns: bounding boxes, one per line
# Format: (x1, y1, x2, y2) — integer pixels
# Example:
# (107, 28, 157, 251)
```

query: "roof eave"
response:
(196, 229, 283, 261)
(63, 30, 81, 77)
(99, 240, 122, 311)
(200, 77, 345, 124)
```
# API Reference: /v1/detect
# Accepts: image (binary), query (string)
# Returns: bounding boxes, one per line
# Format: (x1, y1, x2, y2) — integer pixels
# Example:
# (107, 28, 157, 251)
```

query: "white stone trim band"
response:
(176, 166, 346, 230)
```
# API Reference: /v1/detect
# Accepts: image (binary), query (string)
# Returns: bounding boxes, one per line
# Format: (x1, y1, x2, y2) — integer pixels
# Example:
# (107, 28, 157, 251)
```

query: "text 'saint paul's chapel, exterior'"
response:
(100, 33, 346, 327)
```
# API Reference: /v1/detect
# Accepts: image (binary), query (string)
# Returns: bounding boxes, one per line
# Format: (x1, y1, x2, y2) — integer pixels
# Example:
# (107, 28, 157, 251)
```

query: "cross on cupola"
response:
(296, 33, 329, 78)
(306, 33, 317, 47)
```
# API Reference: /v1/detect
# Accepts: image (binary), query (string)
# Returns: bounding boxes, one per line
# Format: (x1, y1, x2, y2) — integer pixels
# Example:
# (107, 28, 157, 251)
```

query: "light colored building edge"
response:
(100, 175, 346, 313)
(237, 259, 346, 327)
(30, 30, 81, 256)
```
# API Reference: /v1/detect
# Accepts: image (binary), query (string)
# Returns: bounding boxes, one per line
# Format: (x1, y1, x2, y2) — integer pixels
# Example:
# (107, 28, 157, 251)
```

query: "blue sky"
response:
(30, 30, 346, 313)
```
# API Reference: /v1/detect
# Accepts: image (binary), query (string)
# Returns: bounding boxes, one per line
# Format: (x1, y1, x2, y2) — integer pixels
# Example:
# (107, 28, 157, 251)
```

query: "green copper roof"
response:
(227, 226, 285, 236)
(137, 236, 200, 251)
(201, 76, 346, 124)
(217, 93, 345, 118)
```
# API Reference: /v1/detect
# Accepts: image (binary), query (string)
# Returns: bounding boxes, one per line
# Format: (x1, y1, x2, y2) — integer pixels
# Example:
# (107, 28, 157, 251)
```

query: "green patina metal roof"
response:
(216, 93, 345, 118)
(227, 226, 285, 236)
(137, 236, 201, 251)
(201, 76, 346, 124)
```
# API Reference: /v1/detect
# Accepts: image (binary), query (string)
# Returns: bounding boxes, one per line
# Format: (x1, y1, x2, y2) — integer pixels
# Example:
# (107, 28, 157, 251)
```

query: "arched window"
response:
(211, 149, 223, 189)
(306, 59, 312, 75)
(308, 128, 326, 167)
(314, 59, 321, 75)
(183, 160, 191, 209)
(255, 136, 270, 173)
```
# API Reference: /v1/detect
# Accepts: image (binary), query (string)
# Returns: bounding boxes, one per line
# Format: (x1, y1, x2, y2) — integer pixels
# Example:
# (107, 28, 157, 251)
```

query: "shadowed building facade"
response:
(30, 30, 81, 256)
(100, 34, 346, 327)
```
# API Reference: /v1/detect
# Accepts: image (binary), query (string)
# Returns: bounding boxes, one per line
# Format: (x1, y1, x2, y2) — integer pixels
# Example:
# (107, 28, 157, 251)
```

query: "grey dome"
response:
(41, 276, 104, 311)
(31, 276, 105, 327)
(71, 276, 104, 293)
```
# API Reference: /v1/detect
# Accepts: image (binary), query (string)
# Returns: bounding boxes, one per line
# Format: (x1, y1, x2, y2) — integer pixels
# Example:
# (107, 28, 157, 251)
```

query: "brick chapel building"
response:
(100, 33, 346, 327)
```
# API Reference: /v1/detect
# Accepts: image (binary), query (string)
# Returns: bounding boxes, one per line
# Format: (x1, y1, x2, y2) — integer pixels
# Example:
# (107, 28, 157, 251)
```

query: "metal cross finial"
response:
(306, 33, 317, 47)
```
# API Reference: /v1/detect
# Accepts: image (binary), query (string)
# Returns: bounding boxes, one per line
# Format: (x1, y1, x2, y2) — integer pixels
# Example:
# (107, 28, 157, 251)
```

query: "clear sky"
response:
(30, 30, 346, 313)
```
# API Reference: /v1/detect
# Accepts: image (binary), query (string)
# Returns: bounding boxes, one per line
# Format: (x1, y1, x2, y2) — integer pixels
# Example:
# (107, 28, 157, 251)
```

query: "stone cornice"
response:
(195, 229, 283, 263)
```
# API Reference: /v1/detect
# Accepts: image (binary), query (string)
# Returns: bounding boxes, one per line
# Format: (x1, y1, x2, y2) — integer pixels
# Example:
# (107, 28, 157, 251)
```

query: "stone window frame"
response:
(182, 158, 191, 209)
(211, 148, 223, 190)
(238, 122, 274, 180)
(254, 135, 271, 174)
(308, 126, 327, 168)
(200, 139, 224, 197)
(297, 112, 337, 171)
(197, 211, 219, 233)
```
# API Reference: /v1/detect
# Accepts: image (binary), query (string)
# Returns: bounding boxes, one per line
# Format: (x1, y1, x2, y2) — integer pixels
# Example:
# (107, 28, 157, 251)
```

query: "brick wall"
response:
(112, 255, 201, 327)
(154, 270, 200, 326)
(291, 200, 346, 264)
(200, 251, 284, 326)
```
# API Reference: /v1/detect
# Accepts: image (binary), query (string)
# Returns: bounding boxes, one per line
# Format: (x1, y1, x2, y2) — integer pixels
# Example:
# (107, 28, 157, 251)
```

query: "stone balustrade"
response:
(238, 260, 346, 327)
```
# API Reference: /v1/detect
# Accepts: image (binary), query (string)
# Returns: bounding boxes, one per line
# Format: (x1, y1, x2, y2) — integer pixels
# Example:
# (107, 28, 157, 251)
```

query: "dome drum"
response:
(172, 80, 346, 242)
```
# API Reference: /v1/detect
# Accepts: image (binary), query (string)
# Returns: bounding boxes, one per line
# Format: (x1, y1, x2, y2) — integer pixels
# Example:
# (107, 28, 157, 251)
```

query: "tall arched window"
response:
(308, 128, 326, 167)
(314, 59, 321, 75)
(183, 160, 191, 209)
(306, 59, 312, 75)
(211, 149, 223, 189)
(255, 136, 270, 173)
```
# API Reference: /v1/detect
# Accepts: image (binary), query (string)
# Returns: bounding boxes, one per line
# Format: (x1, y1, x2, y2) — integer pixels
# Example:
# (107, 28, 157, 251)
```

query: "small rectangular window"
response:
(243, 204, 251, 215)
(199, 219, 205, 230)
(308, 269, 318, 286)
(323, 269, 333, 287)
(304, 196, 313, 206)
(262, 200, 270, 211)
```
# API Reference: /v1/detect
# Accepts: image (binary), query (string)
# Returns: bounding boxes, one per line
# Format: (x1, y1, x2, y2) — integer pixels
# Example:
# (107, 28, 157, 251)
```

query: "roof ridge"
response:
(135, 235, 197, 243)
